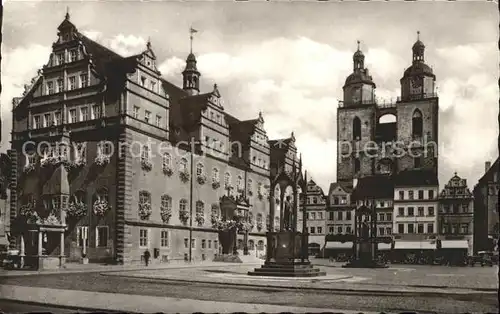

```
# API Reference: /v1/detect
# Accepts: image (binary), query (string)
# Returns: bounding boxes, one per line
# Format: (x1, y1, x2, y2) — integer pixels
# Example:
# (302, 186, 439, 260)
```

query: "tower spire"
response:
(65, 6, 70, 20)
(189, 27, 198, 54)
(357, 40, 360, 51)
(417, 30, 420, 41)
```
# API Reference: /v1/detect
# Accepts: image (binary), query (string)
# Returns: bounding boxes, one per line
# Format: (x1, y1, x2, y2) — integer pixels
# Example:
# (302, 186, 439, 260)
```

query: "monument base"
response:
(247, 231, 326, 277)
(213, 254, 243, 263)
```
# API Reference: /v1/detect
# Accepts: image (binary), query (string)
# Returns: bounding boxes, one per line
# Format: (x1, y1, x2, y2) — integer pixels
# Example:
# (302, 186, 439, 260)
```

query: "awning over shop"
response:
(394, 241, 436, 250)
(441, 240, 468, 249)
(324, 241, 353, 249)
(378, 243, 392, 251)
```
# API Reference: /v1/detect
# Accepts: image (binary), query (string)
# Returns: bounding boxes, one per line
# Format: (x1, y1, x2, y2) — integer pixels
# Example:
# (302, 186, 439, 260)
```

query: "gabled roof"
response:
(328, 182, 353, 195)
(351, 175, 394, 200)
(478, 157, 499, 185)
(394, 169, 439, 187)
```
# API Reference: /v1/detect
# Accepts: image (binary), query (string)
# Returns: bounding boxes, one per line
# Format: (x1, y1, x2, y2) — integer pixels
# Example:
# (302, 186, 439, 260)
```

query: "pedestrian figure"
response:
(144, 249, 151, 266)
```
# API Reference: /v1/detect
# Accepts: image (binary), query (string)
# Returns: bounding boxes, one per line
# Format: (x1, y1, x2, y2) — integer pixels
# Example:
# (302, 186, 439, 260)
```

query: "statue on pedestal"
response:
(361, 219, 370, 240)
(283, 196, 293, 230)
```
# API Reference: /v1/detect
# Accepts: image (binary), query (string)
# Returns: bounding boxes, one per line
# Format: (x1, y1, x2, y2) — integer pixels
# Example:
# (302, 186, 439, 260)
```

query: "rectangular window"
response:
(398, 224, 404, 234)
(329, 226, 334, 234)
(340, 196, 347, 204)
(418, 190, 424, 200)
(161, 231, 169, 247)
(69, 109, 77, 123)
(346, 226, 351, 234)
(407, 224, 414, 234)
(417, 224, 424, 234)
(80, 74, 88, 88)
(214, 240, 218, 250)
(399, 191, 404, 200)
(317, 227, 323, 234)
(427, 223, 434, 234)
(428, 190, 434, 199)
(428, 207, 435, 216)
(337, 211, 343, 220)
(156, 115, 161, 127)
(68, 76, 76, 90)
(139, 229, 148, 248)
(461, 204, 468, 213)
(57, 53, 64, 65)
(408, 191, 414, 200)
(379, 213, 385, 221)
(54, 111, 62, 126)
(191, 239, 195, 249)
(346, 211, 351, 220)
(208, 240, 212, 249)
(57, 79, 64, 93)
(141, 76, 146, 86)
(318, 212, 323, 220)
(311, 212, 316, 220)
(70, 50, 77, 62)
(418, 207, 424, 217)
(44, 113, 53, 127)
(461, 224, 469, 234)
(310, 227, 315, 234)
(386, 227, 392, 235)
(386, 213, 392, 221)
(80, 107, 89, 121)
(379, 227, 385, 235)
(408, 207, 414, 217)
(184, 238, 189, 249)
(337, 226, 342, 234)
(76, 226, 89, 247)
(47, 81, 54, 95)
(328, 212, 334, 220)
(133, 106, 140, 119)
(96, 226, 108, 247)
(151, 81, 157, 92)
(202, 239, 206, 249)
(414, 157, 421, 168)
(92, 105, 102, 119)
(398, 207, 404, 216)
(145, 110, 151, 123)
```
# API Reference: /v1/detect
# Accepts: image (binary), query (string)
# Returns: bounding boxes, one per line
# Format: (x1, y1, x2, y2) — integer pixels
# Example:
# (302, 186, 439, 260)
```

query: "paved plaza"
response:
(0, 261, 497, 313)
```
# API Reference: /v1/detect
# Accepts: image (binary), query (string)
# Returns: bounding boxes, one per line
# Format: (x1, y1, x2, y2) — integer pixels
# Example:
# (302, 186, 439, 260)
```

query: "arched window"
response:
(161, 195, 172, 211)
(141, 145, 150, 162)
(224, 172, 231, 189)
(196, 201, 204, 216)
(237, 175, 243, 190)
(412, 109, 423, 138)
(179, 158, 188, 172)
(96, 187, 108, 202)
(211, 203, 219, 217)
(257, 240, 264, 250)
(212, 168, 219, 183)
(162, 153, 172, 168)
(354, 158, 360, 173)
(179, 199, 188, 212)
(139, 191, 151, 204)
(74, 190, 86, 204)
(196, 163, 204, 176)
(353, 117, 361, 141)
(256, 213, 263, 223)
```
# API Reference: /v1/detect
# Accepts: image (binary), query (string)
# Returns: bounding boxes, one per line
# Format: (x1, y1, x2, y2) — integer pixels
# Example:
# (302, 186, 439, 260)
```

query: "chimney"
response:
(485, 161, 492, 174)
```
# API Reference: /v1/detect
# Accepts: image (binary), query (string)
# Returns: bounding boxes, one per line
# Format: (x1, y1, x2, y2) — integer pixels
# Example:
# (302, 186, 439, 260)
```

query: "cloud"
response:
(80, 31, 147, 57)
(1, 44, 51, 148)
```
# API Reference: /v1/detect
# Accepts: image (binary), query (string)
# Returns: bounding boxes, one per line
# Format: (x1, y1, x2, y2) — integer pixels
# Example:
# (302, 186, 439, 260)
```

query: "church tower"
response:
(396, 32, 439, 174)
(337, 41, 377, 187)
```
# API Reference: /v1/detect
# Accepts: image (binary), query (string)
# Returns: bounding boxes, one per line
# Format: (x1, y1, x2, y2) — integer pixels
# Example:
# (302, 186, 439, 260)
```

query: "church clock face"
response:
(410, 77, 423, 93)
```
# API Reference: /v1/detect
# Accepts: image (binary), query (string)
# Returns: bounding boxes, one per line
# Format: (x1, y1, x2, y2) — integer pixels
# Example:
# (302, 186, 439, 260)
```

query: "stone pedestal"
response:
(248, 231, 326, 277)
(343, 240, 388, 268)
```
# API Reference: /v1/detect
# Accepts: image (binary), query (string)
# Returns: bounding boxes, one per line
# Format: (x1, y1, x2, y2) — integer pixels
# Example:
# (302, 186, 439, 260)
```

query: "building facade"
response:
(297, 179, 326, 255)
(438, 173, 474, 254)
(326, 182, 354, 235)
(0, 153, 10, 247)
(473, 159, 499, 253)
(393, 170, 439, 241)
(9, 14, 303, 265)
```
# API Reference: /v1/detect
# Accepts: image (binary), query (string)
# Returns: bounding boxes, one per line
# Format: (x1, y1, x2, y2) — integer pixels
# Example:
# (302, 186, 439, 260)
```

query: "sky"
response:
(1, 1, 498, 193)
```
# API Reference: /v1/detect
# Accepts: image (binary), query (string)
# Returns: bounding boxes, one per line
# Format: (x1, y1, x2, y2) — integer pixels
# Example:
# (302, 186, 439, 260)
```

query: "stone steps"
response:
(248, 261, 327, 277)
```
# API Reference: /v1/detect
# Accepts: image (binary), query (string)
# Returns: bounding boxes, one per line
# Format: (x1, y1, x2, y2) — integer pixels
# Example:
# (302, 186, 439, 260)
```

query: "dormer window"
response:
(80, 74, 88, 88)
(140, 76, 146, 87)
(56, 53, 64, 66)
(46, 81, 54, 95)
(69, 50, 77, 62)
